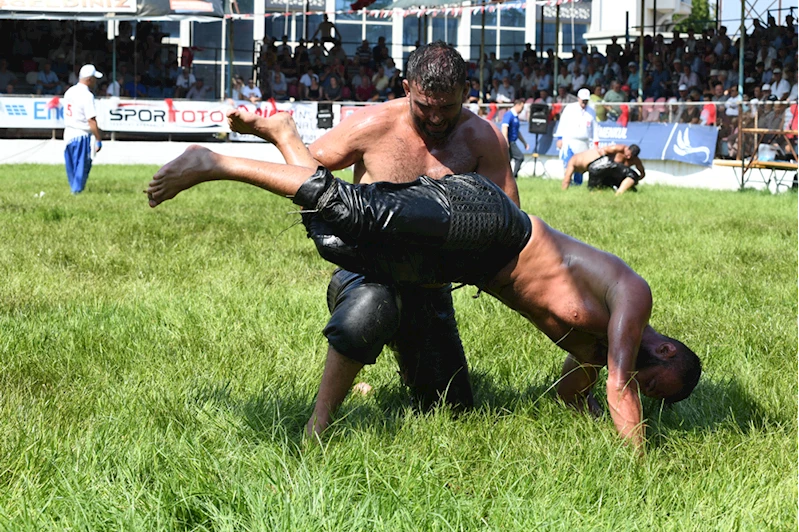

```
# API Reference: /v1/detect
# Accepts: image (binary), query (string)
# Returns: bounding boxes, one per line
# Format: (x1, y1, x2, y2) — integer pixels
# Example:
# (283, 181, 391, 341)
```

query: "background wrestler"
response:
(147, 116, 700, 450)
(217, 42, 518, 437)
(561, 144, 645, 195)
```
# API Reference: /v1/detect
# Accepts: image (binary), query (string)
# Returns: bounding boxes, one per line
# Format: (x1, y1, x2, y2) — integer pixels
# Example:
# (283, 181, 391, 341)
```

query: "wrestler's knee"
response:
(324, 274, 400, 365)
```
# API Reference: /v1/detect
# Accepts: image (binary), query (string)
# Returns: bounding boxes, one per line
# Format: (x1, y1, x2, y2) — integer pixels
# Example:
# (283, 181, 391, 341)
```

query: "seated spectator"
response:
(585, 63, 602, 89)
(570, 65, 586, 93)
(389, 69, 403, 97)
(355, 75, 376, 102)
(272, 70, 288, 100)
(536, 87, 553, 105)
(106, 74, 125, 97)
(678, 62, 699, 92)
(372, 66, 390, 98)
(125, 74, 148, 99)
(230, 76, 244, 100)
(240, 78, 262, 103)
(771, 68, 790, 99)
(175, 68, 196, 98)
(278, 48, 297, 81)
(468, 78, 482, 103)
(186, 78, 211, 100)
(306, 77, 322, 101)
(497, 76, 516, 103)
(36, 62, 62, 95)
(591, 85, 606, 121)
(603, 80, 625, 121)
(322, 75, 342, 101)
(625, 62, 640, 93)
(299, 67, 318, 99)
(555, 84, 577, 104)
(0, 59, 18, 93)
(384, 57, 397, 79)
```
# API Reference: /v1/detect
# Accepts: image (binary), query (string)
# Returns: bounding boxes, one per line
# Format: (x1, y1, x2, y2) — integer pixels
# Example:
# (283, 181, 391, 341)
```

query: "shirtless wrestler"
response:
(146, 116, 700, 450)
(167, 42, 519, 437)
(561, 144, 646, 195)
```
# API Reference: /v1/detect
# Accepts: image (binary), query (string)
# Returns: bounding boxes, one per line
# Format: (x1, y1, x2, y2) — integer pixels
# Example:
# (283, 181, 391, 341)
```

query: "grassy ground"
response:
(0, 164, 796, 530)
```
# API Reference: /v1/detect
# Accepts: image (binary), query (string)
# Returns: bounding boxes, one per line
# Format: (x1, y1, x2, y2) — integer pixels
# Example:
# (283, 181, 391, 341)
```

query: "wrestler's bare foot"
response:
(226, 108, 298, 145)
(147, 145, 218, 208)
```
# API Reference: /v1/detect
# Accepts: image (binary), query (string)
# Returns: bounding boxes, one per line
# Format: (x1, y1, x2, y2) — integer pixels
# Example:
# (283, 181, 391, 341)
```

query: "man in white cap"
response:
(62, 64, 103, 194)
(554, 87, 598, 186)
(770, 68, 790, 100)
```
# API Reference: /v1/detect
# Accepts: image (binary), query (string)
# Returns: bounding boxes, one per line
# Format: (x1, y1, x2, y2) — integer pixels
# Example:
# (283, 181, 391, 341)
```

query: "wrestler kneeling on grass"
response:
(147, 111, 700, 449)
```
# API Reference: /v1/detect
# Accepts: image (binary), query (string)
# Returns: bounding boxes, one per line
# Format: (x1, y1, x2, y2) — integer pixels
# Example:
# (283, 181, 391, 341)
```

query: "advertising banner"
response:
(0, 0, 135, 13)
(0, 97, 65, 128)
(518, 121, 719, 167)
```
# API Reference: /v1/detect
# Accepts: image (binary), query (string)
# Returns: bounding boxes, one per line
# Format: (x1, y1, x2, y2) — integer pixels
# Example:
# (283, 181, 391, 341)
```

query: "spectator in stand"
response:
(678, 62, 699, 92)
(554, 64, 572, 91)
(372, 66, 390, 98)
(591, 85, 606, 121)
(125, 74, 147, 99)
(106, 74, 125, 97)
(570, 65, 586, 93)
(585, 63, 602, 89)
(389, 69, 403, 97)
(294, 39, 310, 73)
(355, 74, 376, 102)
(276, 35, 292, 56)
(556, 84, 578, 104)
(356, 40, 372, 68)
(186, 78, 210, 100)
(12, 31, 34, 69)
(272, 70, 288, 101)
(229, 76, 244, 100)
(241, 78, 262, 103)
(0, 59, 17, 93)
(306, 76, 322, 101)
(606, 36, 623, 64)
(770, 68, 790, 100)
(383, 57, 397, 79)
(536, 87, 553, 105)
(497, 76, 516, 103)
(625, 62, 640, 93)
(682, 89, 702, 124)
(175, 67, 196, 98)
(602, 79, 625, 115)
(322, 75, 342, 101)
(299, 66, 319, 100)
(649, 59, 670, 98)
(278, 48, 297, 81)
(312, 14, 340, 44)
(486, 78, 502, 103)
(536, 65, 552, 92)
(519, 65, 535, 98)
(309, 38, 326, 63)
(373, 36, 388, 67)
(761, 83, 772, 100)
(36, 62, 62, 95)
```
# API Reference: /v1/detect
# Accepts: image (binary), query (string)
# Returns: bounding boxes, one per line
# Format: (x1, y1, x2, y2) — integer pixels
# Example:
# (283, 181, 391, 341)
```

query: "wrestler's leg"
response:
(147, 145, 314, 208)
(615, 177, 637, 195)
(306, 345, 364, 437)
(562, 158, 575, 190)
(226, 109, 319, 168)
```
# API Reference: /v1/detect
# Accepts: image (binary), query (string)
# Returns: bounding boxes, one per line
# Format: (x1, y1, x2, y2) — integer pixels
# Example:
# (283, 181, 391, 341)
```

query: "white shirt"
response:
(554, 101, 599, 144)
(106, 80, 121, 97)
(176, 73, 196, 89)
(241, 85, 262, 100)
(299, 72, 318, 87)
(63, 82, 96, 143)
(771, 78, 791, 100)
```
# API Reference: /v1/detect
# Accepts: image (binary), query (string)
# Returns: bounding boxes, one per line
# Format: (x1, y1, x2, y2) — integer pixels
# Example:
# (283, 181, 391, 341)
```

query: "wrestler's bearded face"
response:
(404, 81, 466, 140)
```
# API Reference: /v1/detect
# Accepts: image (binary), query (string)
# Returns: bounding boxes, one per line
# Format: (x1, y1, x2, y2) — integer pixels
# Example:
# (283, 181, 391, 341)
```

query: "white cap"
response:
(678, 84, 688, 91)
(577, 88, 590, 100)
(762, 83, 771, 91)
(79, 64, 103, 79)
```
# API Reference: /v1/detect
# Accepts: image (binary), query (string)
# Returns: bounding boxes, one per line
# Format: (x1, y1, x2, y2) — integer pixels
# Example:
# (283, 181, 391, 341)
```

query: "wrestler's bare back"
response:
(487, 216, 647, 364)
(310, 98, 505, 184)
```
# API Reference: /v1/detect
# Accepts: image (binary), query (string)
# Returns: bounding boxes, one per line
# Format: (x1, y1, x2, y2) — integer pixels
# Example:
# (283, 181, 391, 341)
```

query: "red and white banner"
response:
(0, 96, 342, 142)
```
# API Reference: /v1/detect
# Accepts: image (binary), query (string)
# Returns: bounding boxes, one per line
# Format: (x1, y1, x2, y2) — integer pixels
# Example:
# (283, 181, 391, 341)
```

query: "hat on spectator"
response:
(628, 61, 637, 67)
(709, 69, 719, 76)
(767, 94, 778, 101)
(762, 83, 771, 90)
(745, 77, 755, 83)
(673, 58, 682, 63)
(773, 68, 781, 73)
(621, 84, 630, 91)
(678, 84, 688, 91)
(577, 88, 591, 100)
(79, 64, 103, 79)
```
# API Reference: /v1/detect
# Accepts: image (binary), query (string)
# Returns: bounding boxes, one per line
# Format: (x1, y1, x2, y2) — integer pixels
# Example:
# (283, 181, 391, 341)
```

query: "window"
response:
(500, 7, 525, 28)
(470, 28, 497, 61)
(192, 22, 222, 61)
(336, 22, 362, 55)
(431, 16, 458, 45)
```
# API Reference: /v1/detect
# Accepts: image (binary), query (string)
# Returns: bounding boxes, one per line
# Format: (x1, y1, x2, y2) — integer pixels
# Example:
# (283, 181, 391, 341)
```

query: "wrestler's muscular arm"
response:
(604, 272, 652, 449)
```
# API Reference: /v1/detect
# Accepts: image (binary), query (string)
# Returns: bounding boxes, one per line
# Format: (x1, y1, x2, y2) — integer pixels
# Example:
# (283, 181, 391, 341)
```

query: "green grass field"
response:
(1, 163, 796, 530)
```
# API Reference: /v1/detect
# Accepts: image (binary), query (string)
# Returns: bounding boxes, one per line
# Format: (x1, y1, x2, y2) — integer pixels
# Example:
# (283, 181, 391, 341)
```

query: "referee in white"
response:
(63, 64, 103, 194)
(554, 87, 598, 187)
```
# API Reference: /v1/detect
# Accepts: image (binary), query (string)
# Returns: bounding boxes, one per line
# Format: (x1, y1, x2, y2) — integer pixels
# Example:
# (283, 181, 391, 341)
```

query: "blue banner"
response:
(518, 121, 719, 167)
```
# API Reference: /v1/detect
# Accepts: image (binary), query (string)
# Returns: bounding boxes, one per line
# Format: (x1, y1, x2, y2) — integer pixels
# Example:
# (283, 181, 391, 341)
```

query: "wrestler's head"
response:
(624, 144, 641, 160)
(403, 41, 468, 140)
(635, 337, 701, 404)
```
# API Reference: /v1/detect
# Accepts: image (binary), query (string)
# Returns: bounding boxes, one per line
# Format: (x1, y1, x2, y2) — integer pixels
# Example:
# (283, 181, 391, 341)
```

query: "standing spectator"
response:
(606, 36, 623, 63)
(175, 67, 196, 98)
(36, 62, 62, 95)
(276, 35, 292, 56)
(63, 64, 103, 195)
(356, 40, 372, 68)
(501, 98, 529, 178)
(186, 78, 210, 100)
(0, 59, 18, 93)
(312, 14, 340, 44)
(373, 36, 388, 67)
(240, 78, 262, 103)
(555, 88, 599, 186)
